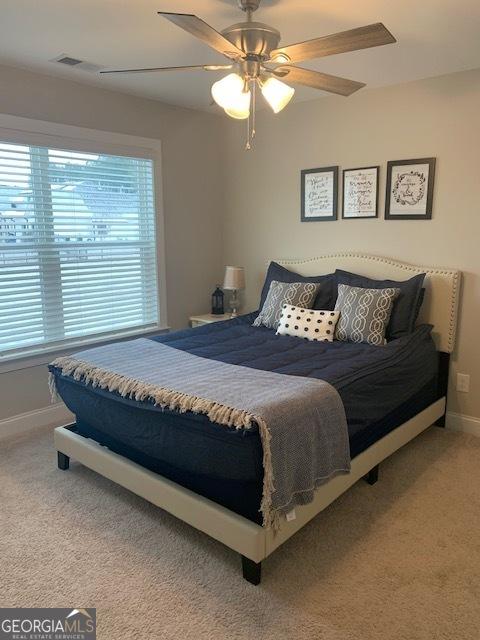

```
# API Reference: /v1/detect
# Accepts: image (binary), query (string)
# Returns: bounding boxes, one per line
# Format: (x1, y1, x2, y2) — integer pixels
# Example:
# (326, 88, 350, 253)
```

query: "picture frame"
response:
(301, 166, 338, 222)
(385, 158, 436, 220)
(342, 166, 379, 219)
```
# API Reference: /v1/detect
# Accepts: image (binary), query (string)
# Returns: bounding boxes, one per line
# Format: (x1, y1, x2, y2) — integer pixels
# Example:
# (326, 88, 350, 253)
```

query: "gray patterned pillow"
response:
(334, 284, 400, 346)
(253, 280, 320, 329)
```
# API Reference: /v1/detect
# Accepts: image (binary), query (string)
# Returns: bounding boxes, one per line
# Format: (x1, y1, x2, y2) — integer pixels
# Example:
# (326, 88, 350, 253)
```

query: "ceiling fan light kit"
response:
(211, 71, 293, 120)
(101, 0, 396, 149)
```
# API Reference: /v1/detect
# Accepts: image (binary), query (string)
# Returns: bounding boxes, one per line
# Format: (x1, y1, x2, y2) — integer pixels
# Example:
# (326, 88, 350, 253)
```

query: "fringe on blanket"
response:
(49, 356, 277, 530)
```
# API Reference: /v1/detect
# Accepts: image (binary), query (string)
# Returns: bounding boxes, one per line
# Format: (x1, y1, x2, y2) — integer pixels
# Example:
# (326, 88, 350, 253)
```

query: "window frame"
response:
(0, 114, 168, 373)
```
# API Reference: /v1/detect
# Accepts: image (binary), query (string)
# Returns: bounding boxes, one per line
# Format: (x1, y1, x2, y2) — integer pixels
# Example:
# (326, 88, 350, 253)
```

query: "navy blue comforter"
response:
(51, 313, 439, 522)
(152, 312, 439, 434)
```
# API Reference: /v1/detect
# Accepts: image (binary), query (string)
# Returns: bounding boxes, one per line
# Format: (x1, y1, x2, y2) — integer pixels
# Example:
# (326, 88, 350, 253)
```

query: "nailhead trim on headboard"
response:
(273, 253, 461, 354)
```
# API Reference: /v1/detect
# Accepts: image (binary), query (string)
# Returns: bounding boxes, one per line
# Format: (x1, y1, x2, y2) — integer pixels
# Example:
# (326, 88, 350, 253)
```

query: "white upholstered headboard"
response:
(274, 253, 461, 354)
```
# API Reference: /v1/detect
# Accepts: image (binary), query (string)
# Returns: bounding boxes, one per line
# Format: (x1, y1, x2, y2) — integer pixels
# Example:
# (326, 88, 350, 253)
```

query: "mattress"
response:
(51, 313, 440, 524)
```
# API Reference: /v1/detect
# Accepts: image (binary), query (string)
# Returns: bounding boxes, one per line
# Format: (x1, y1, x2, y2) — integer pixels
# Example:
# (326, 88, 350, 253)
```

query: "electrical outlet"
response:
(456, 373, 470, 393)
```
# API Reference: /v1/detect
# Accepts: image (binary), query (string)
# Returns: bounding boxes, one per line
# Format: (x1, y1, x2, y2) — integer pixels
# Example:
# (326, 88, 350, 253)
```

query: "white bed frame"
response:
(54, 253, 461, 585)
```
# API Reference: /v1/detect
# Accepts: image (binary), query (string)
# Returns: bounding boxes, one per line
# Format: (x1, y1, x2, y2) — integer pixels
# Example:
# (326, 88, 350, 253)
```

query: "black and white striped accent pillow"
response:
(253, 280, 320, 330)
(276, 305, 340, 342)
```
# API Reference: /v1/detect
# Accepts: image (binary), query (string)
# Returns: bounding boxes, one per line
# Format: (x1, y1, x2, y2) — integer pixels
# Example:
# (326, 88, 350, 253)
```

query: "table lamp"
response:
(223, 266, 245, 317)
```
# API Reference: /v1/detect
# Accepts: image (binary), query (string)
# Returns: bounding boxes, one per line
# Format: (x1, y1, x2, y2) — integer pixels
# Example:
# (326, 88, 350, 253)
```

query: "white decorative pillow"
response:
(276, 305, 340, 342)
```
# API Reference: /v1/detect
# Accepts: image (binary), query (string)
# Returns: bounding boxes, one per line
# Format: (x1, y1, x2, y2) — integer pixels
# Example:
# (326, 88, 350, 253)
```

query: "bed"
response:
(51, 253, 461, 585)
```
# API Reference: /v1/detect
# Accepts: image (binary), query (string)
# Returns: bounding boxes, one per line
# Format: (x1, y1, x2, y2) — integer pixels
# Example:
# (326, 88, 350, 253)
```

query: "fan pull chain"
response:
(252, 80, 256, 139)
(245, 80, 256, 151)
(246, 80, 252, 150)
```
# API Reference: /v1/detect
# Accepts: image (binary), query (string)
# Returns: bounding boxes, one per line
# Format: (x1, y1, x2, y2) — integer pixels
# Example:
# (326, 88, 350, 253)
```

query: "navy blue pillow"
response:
(415, 288, 426, 323)
(334, 269, 426, 339)
(260, 262, 336, 311)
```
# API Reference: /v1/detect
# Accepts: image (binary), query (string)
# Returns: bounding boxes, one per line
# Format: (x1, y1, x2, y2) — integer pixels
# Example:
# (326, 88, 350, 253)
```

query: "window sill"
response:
(0, 325, 170, 375)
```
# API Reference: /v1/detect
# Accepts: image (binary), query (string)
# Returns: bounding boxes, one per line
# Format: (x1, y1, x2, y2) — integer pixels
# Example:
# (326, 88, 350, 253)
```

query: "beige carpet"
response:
(1, 426, 479, 640)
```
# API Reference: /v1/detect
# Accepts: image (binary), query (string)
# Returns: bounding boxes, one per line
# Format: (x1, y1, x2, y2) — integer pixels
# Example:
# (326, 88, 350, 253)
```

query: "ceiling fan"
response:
(101, 0, 396, 148)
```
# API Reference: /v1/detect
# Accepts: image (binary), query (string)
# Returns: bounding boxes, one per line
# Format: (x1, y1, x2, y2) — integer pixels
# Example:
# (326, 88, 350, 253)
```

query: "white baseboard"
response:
(0, 403, 74, 441)
(446, 411, 480, 437)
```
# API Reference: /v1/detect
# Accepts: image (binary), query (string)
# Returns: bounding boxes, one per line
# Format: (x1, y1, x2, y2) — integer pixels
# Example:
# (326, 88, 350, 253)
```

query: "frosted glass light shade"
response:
(224, 106, 250, 120)
(212, 73, 244, 108)
(212, 73, 251, 120)
(224, 91, 251, 120)
(261, 77, 295, 113)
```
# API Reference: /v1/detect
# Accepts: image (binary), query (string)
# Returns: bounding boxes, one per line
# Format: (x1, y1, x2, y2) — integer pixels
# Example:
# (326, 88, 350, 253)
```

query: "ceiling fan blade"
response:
(273, 65, 365, 96)
(100, 64, 232, 75)
(158, 12, 244, 60)
(271, 23, 396, 64)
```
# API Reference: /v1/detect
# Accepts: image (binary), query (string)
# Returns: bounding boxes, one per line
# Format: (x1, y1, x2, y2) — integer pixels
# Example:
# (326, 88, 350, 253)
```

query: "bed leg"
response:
(365, 464, 379, 485)
(241, 556, 262, 585)
(57, 451, 70, 471)
(435, 352, 450, 428)
(435, 414, 446, 428)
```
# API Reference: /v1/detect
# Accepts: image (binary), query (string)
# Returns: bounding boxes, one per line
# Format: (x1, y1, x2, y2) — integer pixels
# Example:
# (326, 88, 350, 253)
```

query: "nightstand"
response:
(189, 313, 231, 328)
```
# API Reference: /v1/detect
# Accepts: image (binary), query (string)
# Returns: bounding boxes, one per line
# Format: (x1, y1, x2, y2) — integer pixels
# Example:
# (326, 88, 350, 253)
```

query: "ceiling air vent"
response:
(50, 54, 104, 73)
(55, 55, 83, 66)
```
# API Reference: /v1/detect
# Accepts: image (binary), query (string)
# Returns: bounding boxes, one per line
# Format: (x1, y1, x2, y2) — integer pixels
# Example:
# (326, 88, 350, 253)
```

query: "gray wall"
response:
(2, 64, 480, 424)
(223, 68, 480, 419)
(0, 63, 225, 419)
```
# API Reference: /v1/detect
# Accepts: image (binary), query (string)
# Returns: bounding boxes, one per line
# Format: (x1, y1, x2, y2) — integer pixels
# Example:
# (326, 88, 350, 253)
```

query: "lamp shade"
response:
(211, 73, 243, 108)
(223, 266, 245, 291)
(224, 97, 251, 120)
(212, 73, 250, 117)
(261, 77, 295, 114)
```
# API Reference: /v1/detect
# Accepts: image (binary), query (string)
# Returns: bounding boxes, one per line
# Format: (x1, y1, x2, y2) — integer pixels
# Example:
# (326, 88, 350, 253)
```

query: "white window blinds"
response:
(0, 141, 159, 359)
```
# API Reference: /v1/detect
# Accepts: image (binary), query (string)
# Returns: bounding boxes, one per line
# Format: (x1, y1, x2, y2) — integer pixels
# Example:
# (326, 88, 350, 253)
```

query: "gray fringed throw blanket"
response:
(50, 338, 350, 528)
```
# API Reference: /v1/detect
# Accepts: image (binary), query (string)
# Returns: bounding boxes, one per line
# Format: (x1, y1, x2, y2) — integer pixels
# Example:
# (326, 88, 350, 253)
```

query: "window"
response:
(0, 141, 159, 360)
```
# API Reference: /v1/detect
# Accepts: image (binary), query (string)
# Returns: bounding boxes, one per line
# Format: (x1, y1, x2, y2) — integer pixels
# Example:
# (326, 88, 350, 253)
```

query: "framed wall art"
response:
(301, 166, 338, 222)
(385, 158, 436, 220)
(342, 166, 379, 219)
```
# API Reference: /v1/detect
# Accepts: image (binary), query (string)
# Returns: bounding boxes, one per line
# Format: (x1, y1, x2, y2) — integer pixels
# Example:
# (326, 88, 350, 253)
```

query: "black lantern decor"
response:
(211, 285, 225, 315)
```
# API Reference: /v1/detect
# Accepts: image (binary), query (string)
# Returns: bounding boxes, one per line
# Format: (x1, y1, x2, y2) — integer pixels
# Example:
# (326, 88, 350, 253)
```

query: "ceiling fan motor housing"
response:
(221, 21, 281, 63)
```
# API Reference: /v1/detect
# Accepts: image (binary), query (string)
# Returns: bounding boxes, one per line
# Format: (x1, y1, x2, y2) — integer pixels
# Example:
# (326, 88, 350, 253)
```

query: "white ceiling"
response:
(1, 0, 480, 112)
